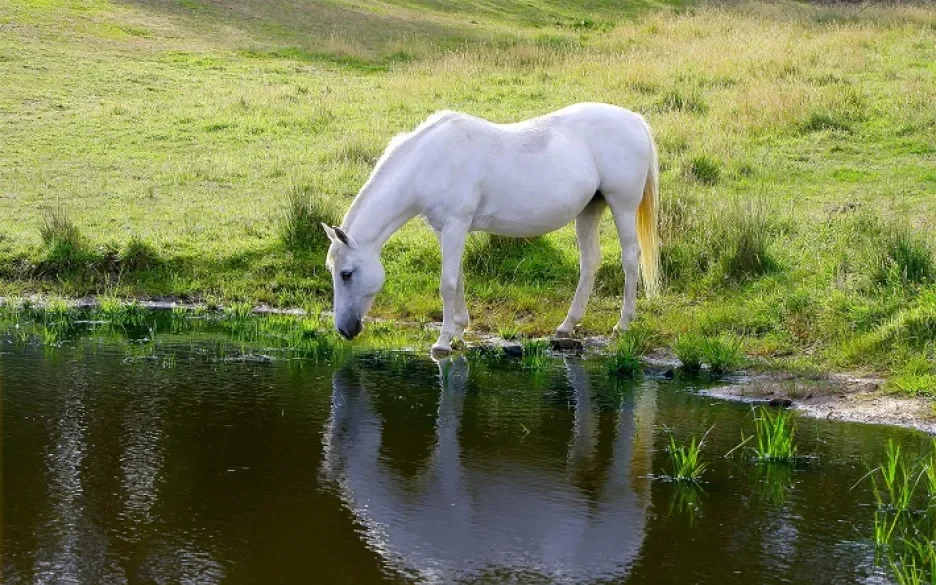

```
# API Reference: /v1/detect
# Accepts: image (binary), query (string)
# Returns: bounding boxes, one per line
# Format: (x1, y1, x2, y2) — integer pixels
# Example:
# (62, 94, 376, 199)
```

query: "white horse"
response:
(322, 102, 660, 353)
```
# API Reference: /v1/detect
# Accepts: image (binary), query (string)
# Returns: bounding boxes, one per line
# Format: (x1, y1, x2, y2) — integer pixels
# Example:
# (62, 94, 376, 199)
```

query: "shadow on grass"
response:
(463, 234, 575, 285)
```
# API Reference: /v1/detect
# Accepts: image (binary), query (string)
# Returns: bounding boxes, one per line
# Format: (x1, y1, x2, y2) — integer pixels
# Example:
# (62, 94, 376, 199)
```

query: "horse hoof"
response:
(612, 322, 631, 336)
(431, 344, 453, 356)
(551, 337, 583, 351)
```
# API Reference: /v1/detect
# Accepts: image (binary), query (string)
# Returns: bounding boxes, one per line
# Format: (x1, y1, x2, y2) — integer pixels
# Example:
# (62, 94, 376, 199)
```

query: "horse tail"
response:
(635, 115, 661, 297)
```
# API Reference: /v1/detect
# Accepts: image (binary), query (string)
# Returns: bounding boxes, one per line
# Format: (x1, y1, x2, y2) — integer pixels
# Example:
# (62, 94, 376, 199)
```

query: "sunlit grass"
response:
(606, 332, 643, 378)
(864, 440, 936, 585)
(666, 429, 711, 483)
(0, 0, 934, 388)
(732, 407, 798, 463)
(674, 333, 704, 373)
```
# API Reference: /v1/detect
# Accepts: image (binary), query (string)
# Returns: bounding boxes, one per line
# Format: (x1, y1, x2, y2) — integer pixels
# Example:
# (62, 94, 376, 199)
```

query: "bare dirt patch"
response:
(702, 370, 936, 434)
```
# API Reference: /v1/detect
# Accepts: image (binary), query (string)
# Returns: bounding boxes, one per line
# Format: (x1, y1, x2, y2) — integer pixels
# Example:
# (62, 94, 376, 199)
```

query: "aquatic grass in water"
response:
(98, 297, 148, 328)
(666, 429, 711, 483)
(668, 483, 704, 526)
(606, 332, 643, 378)
(870, 440, 923, 513)
(889, 552, 934, 585)
(735, 407, 797, 463)
(226, 301, 254, 321)
(756, 461, 794, 506)
(37, 300, 80, 346)
(521, 338, 550, 371)
(866, 441, 936, 585)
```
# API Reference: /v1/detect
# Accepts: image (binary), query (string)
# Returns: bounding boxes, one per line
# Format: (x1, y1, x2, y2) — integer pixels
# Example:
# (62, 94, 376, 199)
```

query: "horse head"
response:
(322, 223, 385, 339)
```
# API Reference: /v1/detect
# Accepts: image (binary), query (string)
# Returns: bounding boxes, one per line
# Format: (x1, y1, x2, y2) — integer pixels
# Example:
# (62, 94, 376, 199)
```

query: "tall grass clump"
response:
(225, 301, 254, 321)
(661, 193, 778, 288)
(736, 407, 797, 463)
(99, 297, 148, 327)
(701, 335, 744, 374)
(687, 155, 720, 185)
(666, 429, 711, 483)
(674, 333, 704, 373)
(497, 322, 522, 341)
(874, 223, 933, 289)
(39, 207, 88, 269)
(888, 356, 936, 396)
(606, 332, 643, 378)
(719, 199, 777, 283)
(121, 236, 161, 272)
(282, 183, 341, 253)
(836, 214, 933, 293)
(657, 88, 708, 115)
(869, 440, 921, 513)
(463, 234, 569, 283)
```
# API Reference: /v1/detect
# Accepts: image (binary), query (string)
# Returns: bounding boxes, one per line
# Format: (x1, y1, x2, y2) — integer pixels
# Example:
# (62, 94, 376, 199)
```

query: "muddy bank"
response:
(700, 370, 936, 434)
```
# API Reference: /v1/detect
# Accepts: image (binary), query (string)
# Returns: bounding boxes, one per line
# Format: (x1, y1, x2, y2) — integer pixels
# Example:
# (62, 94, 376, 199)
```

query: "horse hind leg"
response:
(556, 197, 607, 338)
(606, 198, 640, 334)
(453, 271, 469, 333)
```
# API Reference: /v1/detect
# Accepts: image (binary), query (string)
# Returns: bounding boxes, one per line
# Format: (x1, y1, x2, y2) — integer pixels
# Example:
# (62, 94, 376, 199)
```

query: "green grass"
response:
(701, 335, 744, 374)
(1, 0, 936, 388)
(606, 331, 644, 378)
(674, 333, 704, 372)
(520, 337, 551, 371)
(870, 440, 922, 513)
(888, 356, 936, 396)
(666, 430, 710, 483)
(864, 440, 936, 585)
(497, 322, 522, 341)
(282, 182, 341, 253)
(739, 407, 798, 463)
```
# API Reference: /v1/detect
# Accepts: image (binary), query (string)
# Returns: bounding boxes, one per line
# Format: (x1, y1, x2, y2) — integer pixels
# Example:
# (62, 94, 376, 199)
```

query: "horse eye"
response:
(340, 270, 353, 282)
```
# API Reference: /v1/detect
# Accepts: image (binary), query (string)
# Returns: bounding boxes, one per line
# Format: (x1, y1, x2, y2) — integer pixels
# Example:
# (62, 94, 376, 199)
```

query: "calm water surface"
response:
(1, 334, 929, 584)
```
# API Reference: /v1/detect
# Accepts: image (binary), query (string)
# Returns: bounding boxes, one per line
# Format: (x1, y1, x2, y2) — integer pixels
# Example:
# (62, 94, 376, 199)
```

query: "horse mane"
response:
(341, 110, 460, 229)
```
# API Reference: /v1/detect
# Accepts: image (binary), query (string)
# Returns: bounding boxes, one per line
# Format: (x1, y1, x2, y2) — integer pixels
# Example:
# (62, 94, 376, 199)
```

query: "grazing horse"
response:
(322, 102, 660, 353)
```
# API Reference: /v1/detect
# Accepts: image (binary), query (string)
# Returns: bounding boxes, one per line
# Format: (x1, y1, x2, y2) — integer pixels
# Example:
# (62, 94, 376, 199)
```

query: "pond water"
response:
(1, 327, 930, 584)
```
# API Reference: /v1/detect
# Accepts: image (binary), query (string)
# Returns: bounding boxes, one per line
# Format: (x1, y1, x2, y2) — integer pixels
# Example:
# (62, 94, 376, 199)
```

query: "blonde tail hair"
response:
(636, 116, 661, 297)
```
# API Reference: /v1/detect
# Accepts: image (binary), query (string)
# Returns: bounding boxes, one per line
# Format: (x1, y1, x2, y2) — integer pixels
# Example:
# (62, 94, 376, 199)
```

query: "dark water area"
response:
(1, 333, 929, 584)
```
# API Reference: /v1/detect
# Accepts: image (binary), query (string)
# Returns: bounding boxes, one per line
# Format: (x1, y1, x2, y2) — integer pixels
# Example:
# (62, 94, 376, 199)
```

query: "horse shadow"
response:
(462, 233, 576, 285)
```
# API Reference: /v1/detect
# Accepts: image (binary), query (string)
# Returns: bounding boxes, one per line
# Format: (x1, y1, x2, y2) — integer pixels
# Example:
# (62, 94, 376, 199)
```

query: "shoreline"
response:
(699, 370, 936, 435)
(3, 294, 934, 434)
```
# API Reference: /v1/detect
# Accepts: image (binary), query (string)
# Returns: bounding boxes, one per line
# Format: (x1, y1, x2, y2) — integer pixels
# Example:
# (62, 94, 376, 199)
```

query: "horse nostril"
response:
(351, 319, 363, 337)
(337, 326, 350, 339)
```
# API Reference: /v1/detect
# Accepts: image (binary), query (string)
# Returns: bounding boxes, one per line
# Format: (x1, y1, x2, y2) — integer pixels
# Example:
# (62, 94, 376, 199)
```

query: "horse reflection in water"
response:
(321, 357, 656, 584)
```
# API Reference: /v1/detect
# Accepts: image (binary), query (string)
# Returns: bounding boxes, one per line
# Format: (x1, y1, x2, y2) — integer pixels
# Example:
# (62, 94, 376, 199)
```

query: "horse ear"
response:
(321, 223, 337, 242)
(332, 226, 356, 248)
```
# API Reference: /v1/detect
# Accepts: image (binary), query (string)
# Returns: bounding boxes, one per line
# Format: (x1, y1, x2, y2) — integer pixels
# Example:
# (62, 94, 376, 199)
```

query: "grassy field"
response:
(1, 0, 935, 386)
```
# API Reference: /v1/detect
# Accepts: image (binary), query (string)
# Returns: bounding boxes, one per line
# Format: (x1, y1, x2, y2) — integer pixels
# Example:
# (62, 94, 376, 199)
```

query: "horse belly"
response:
(472, 152, 598, 237)
(473, 182, 596, 237)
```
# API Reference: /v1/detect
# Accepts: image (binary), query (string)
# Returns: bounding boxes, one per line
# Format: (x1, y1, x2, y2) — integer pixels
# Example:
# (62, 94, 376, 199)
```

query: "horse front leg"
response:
(434, 230, 470, 338)
(432, 225, 469, 355)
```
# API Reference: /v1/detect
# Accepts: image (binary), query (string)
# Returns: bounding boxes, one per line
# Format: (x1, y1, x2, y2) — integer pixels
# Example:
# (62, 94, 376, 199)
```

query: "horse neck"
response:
(341, 181, 417, 251)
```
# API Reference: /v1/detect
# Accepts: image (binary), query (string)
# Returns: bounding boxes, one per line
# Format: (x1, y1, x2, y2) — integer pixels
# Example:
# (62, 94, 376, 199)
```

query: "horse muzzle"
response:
(337, 318, 363, 340)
